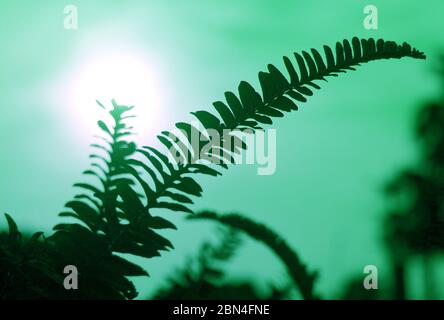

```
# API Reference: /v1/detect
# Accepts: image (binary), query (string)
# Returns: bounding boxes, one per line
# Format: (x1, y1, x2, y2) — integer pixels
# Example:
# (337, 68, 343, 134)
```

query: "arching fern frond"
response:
(188, 211, 319, 300)
(132, 38, 425, 215)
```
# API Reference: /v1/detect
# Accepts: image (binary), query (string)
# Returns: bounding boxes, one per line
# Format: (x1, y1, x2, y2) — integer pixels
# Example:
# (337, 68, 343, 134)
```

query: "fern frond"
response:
(133, 38, 425, 215)
(51, 100, 175, 299)
(153, 228, 251, 300)
(188, 211, 319, 300)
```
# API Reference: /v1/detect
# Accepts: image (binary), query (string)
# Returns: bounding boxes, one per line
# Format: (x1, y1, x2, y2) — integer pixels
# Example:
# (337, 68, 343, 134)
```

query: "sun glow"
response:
(50, 46, 169, 145)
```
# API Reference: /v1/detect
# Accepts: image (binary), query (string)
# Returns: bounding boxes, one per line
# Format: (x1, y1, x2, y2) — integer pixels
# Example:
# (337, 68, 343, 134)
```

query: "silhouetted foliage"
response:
(153, 226, 290, 300)
(0, 216, 63, 299)
(188, 212, 318, 299)
(384, 63, 444, 299)
(384, 106, 444, 298)
(0, 38, 425, 299)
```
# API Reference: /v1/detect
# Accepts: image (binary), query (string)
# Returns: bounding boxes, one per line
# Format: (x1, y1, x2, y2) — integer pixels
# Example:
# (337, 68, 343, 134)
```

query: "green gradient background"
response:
(1, 0, 443, 298)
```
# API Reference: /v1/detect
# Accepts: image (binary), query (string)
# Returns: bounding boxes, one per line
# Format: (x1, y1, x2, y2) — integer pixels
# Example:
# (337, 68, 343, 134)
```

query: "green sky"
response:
(1, 0, 443, 298)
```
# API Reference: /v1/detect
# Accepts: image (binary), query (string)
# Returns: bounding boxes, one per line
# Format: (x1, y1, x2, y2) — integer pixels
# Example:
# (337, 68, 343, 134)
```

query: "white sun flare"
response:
(52, 47, 169, 145)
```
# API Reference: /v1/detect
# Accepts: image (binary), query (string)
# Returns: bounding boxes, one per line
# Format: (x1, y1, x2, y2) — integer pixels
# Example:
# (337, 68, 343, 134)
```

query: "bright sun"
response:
(50, 46, 169, 145)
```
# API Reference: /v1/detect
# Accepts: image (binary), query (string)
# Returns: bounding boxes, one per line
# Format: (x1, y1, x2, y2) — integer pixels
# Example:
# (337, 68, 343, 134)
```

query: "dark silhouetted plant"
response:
(0, 38, 425, 299)
(187, 211, 317, 299)
(153, 226, 291, 300)
(384, 91, 444, 298)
